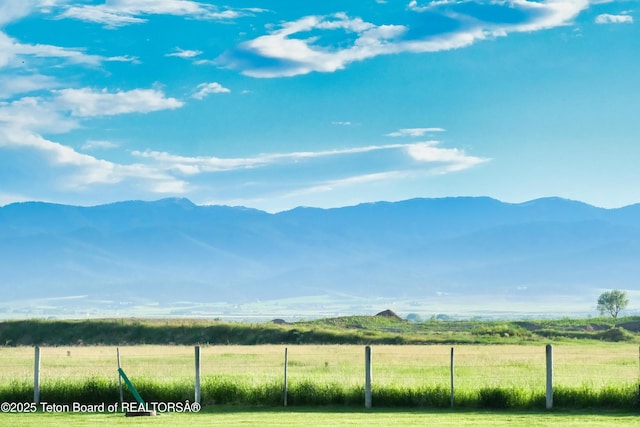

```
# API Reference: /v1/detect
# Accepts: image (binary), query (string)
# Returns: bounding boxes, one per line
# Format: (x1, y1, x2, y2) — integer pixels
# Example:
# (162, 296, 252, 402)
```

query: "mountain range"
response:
(1, 197, 638, 319)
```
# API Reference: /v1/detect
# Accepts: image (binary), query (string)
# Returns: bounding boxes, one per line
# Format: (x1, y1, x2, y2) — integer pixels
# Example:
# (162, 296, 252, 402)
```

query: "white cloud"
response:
(406, 142, 488, 171)
(219, 13, 406, 77)
(59, 0, 263, 28)
(220, 1, 592, 78)
(53, 87, 184, 117)
(0, 73, 58, 98)
(0, 126, 115, 181)
(595, 13, 633, 24)
(386, 127, 446, 137)
(0, 85, 191, 201)
(0, 30, 135, 72)
(82, 139, 119, 150)
(166, 48, 203, 59)
(192, 82, 230, 100)
(0, 32, 104, 69)
(0, 96, 77, 134)
(0, 0, 42, 27)
(332, 121, 352, 126)
(0, 124, 189, 196)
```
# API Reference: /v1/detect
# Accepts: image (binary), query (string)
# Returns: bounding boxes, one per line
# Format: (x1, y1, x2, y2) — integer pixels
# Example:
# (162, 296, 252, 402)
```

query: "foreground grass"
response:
(1, 408, 639, 427)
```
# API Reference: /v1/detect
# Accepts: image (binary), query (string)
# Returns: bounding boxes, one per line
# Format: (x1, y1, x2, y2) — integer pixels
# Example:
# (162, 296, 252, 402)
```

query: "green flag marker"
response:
(118, 368, 145, 406)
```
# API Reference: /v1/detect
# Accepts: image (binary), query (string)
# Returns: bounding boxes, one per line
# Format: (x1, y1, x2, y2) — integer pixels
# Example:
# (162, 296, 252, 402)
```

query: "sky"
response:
(0, 0, 638, 213)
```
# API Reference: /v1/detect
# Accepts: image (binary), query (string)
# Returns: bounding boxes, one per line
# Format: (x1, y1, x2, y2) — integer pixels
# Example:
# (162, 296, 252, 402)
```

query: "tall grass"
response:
(1, 378, 637, 410)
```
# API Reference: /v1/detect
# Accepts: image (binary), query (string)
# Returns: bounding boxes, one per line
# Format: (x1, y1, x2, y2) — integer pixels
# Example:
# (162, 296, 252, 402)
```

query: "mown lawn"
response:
(1, 408, 638, 427)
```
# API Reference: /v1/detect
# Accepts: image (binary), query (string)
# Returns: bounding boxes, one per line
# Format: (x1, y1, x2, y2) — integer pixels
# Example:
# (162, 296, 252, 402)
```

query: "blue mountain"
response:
(1, 197, 638, 317)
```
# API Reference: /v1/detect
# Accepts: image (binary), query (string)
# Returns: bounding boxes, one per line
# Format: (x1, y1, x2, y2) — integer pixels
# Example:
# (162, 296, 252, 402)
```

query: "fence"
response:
(1, 344, 638, 409)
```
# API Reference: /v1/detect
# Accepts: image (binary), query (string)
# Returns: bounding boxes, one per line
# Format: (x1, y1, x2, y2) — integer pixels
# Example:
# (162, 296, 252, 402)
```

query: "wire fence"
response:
(1, 344, 638, 407)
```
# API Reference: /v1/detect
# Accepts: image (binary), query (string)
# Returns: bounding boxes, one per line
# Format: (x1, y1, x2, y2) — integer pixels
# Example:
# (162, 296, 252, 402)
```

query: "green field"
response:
(1, 343, 638, 388)
(1, 408, 639, 427)
(1, 343, 638, 410)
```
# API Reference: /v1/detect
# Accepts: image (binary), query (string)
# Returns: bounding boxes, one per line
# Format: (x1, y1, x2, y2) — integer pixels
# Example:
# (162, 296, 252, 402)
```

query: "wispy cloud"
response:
(0, 73, 58, 99)
(166, 48, 203, 59)
(386, 127, 446, 137)
(132, 140, 488, 176)
(0, 32, 104, 69)
(129, 140, 488, 211)
(192, 82, 230, 100)
(595, 13, 633, 24)
(53, 87, 184, 117)
(82, 139, 119, 151)
(59, 1, 265, 28)
(0, 96, 77, 134)
(0, 0, 45, 27)
(0, 120, 189, 200)
(219, 1, 591, 77)
(0, 31, 138, 73)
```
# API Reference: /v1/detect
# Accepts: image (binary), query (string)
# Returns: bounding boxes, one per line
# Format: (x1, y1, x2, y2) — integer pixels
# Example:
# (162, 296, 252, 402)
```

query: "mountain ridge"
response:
(1, 196, 638, 318)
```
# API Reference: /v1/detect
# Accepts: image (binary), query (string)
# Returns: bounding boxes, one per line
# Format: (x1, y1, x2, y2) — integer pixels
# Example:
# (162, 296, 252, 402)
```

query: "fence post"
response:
(283, 347, 288, 407)
(33, 346, 40, 404)
(450, 347, 455, 407)
(365, 345, 372, 409)
(117, 347, 123, 408)
(546, 344, 553, 409)
(194, 346, 201, 405)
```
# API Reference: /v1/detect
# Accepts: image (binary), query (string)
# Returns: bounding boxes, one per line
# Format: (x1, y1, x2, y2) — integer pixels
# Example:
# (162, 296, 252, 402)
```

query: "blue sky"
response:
(0, 0, 638, 212)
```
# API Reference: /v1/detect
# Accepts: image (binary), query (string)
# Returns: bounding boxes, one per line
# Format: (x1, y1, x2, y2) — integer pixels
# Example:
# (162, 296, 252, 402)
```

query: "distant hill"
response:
(1, 197, 639, 318)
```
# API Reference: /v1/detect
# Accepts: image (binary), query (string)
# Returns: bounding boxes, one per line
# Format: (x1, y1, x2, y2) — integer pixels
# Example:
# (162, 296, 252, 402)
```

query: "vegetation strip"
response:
(0, 315, 639, 346)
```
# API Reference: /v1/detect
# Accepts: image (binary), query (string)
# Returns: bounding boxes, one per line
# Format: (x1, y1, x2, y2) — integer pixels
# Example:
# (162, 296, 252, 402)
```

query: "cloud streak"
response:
(59, 0, 265, 28)
(132, 140, 488, 178)
(386, 127, 446, 137)
(595, 13, 633, 24)
(166, 48, 203, 59)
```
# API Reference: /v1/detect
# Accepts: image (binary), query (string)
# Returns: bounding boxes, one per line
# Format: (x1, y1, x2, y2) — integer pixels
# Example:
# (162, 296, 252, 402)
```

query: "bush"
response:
(598, 327, 635, 342)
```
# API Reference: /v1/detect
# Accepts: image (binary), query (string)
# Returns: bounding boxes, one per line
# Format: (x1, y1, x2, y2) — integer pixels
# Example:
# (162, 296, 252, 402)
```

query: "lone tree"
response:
(597, 290, 629, 319)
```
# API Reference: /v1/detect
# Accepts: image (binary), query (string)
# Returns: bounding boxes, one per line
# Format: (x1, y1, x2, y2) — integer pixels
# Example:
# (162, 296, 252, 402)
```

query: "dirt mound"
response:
(375, 309, 404, 321)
